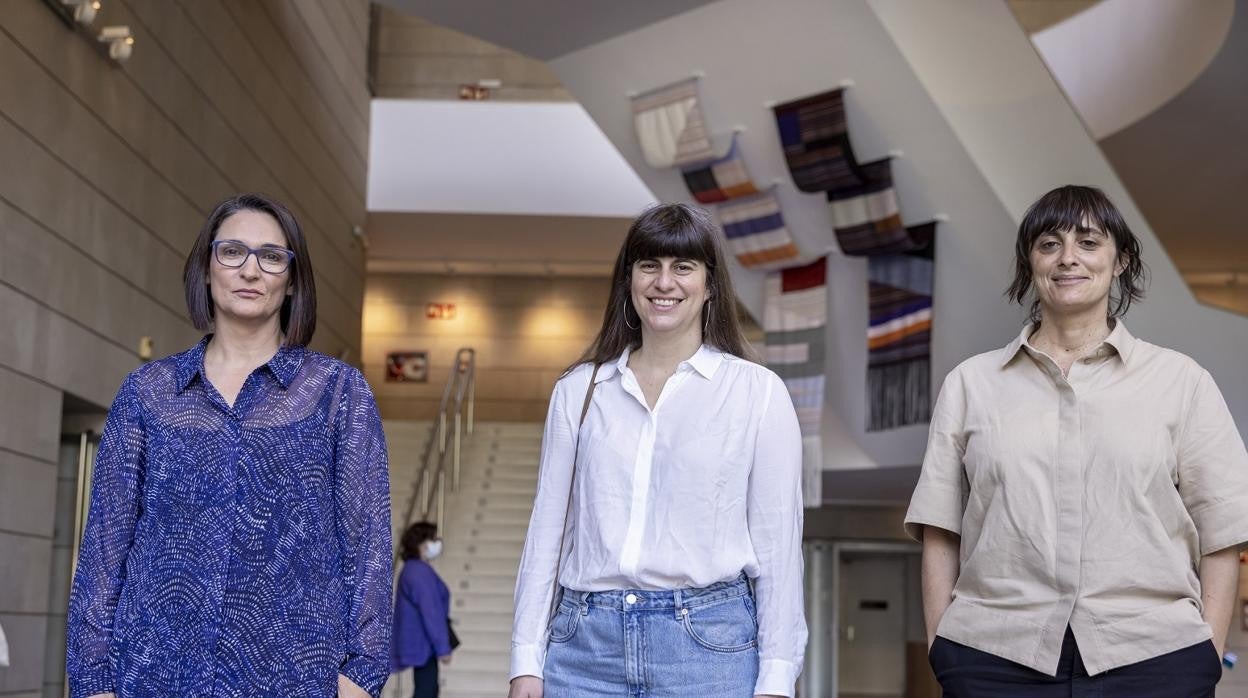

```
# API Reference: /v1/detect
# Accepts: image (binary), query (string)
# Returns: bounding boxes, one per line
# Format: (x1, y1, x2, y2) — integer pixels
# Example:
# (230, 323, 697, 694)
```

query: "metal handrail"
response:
(398, 348, 476, 541)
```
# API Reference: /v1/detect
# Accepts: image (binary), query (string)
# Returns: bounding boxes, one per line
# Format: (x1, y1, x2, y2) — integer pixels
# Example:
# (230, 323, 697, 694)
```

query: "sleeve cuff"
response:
(754, 658, 800, 697)
(510, 643, 545, 681)
(340, 655, 387, 697)
(1193, 497, 1248, 555)
(903, 483, 964, 542)
(69, 668, 115, 698)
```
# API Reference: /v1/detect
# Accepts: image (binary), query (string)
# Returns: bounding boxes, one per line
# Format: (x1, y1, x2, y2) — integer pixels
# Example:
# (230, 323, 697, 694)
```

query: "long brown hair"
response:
(568, 203, 755, 373)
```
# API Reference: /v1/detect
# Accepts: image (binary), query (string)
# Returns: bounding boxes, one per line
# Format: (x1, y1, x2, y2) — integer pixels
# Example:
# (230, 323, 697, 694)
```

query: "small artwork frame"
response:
(386, 351, 429, 383)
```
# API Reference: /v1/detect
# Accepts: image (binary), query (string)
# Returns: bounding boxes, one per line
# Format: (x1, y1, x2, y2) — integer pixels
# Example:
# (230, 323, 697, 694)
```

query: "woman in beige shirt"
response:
(906, 185, 1248, 697)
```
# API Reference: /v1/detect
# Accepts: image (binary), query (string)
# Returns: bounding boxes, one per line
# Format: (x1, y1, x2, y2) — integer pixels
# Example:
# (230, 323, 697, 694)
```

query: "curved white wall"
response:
(1031, 0, 1235, 139)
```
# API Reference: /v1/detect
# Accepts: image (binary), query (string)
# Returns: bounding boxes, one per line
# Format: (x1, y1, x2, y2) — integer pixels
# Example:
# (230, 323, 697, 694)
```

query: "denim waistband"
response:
(561, 573, 751, 613)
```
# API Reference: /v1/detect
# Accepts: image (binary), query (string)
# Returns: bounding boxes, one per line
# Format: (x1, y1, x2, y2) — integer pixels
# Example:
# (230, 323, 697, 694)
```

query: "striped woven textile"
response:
(681, 134, 761, 204)
(772, 88, 865, 193)
(827, 158, 917, 256)
(763, 257, 828, 506)
(631, 77, 716, 169)
(867, 223, 936, 431)
(717, 188, 801, 269)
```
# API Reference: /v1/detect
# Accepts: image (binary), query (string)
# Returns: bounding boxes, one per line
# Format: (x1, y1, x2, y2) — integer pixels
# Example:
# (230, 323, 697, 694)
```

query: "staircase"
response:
(382, 420, 544, 698)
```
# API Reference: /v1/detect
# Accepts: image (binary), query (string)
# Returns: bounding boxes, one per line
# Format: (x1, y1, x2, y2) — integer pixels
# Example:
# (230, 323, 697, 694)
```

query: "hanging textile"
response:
(681, 133, 762, 204)
(717, 188, 801, 269)
(772, 88, 865, 193)
(631, 76, 716, 169)
(763, 257, 828, 507)
(826, 158, 916, 255)
(867, 222, 936, 431)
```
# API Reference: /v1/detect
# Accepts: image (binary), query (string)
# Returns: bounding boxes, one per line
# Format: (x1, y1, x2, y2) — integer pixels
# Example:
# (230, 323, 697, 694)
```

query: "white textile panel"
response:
(631, 77, 715, 168)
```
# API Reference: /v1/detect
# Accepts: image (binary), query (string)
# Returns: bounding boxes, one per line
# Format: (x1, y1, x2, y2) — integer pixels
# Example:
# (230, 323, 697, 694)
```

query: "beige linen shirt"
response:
(905, 321, 1248, 676)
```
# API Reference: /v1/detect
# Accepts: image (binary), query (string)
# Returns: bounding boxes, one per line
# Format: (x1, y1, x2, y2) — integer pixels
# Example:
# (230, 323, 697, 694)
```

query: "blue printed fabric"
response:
(66, 337, 393, 697)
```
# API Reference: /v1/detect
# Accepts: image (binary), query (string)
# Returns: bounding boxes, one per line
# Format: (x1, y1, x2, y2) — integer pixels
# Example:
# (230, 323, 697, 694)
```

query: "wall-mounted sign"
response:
(386, 351, 428, 383)
(426, 303, 457, 320)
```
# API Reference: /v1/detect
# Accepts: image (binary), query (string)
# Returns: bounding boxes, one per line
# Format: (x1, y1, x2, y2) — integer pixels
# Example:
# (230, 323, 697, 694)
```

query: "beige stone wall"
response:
(372, 6, 570, 102)
(364, 273, 610, 422)
(0, 1, 369, 694)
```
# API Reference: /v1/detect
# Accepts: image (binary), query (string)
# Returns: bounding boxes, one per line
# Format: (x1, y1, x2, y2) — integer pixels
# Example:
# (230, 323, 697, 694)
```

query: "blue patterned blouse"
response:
(66, 337, 393, 697)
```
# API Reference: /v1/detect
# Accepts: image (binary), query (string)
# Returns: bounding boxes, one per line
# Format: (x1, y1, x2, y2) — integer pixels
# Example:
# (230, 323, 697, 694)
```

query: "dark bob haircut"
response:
(399, 521, 438, 561)
(569, 202, 755, 372)
(183, 193, 317, 347)
(1006, 185, 1146, 323)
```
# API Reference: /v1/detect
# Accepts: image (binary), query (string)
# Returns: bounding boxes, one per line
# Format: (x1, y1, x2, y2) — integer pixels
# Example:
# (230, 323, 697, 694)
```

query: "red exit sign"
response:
(426, 303, 457, 320)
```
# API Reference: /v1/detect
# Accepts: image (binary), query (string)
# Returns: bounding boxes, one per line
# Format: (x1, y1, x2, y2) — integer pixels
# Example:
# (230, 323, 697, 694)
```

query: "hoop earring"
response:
(623, 298, 640, 331)
(703, 301, 712, 334)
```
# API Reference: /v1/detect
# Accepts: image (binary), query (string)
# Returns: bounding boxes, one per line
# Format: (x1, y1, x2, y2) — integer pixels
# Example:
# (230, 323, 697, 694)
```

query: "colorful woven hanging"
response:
(681, 133, 762, 204)
(826, 158, 915, 255)
(772, 88, 865, 193)
(716, 188, 801, 269)
(763, 257, 828, 507)
(631, 76, 716, 169)
(867, 222, 936, 431)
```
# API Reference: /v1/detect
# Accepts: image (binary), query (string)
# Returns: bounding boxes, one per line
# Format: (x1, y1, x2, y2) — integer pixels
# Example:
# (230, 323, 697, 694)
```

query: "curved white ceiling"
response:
(1031, 0, 1234, 139)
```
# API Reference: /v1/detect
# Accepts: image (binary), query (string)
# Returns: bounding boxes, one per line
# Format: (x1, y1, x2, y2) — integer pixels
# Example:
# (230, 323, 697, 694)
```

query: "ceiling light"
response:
(97, 25, 133, 62)
(61, 0, 100, 26)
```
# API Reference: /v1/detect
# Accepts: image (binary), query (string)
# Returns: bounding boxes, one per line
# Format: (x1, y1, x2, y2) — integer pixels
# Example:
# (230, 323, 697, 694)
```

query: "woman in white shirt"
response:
(508, 203, 807, 698)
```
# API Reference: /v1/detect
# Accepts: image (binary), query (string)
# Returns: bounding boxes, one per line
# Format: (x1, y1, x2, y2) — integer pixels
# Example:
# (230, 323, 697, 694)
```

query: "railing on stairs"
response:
(398, 347, 476, 542)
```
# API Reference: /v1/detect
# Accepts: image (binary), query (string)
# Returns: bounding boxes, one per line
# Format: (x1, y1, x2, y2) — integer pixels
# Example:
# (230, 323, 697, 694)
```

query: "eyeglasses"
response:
(211, 240, 295, 274)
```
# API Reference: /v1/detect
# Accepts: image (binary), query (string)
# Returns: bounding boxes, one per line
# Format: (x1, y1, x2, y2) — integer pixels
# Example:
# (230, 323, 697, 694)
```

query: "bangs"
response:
(1019, 186, 1118, 247)
(625, 217, 713, 265)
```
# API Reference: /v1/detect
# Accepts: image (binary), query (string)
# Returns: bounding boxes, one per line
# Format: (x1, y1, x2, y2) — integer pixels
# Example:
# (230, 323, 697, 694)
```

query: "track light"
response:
(97, 25, 133, 62)
(61, 0, 100, 26)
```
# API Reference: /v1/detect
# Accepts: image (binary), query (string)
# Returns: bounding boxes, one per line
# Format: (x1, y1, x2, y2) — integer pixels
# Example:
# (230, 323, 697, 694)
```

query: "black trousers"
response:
(409, 657, 439, 698)
(928, 627, 1222, 697)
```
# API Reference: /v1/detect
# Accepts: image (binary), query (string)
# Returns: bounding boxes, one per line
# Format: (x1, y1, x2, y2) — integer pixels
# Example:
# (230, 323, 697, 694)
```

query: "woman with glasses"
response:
(66, 193, 393, 698)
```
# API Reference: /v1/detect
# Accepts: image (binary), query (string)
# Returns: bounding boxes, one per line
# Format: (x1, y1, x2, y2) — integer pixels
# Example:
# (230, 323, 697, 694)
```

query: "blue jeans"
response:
(544, 575, 759, 697)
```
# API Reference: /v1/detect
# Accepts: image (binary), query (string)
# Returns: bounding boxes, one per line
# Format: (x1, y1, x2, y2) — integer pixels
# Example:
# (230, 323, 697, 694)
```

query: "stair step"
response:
(434, 554, 521, 577)
(444, 609, 514, 632)
(444, 507, 532, 527)
(453, 599, 514, 615)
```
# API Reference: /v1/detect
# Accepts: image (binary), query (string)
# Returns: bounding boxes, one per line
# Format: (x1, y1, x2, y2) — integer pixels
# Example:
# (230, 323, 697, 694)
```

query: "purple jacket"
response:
(391, 558, 451, 671)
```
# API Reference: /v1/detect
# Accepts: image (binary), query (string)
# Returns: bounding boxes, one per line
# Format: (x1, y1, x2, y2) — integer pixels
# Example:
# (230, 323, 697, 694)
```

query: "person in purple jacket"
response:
(392, 521, 454, 697)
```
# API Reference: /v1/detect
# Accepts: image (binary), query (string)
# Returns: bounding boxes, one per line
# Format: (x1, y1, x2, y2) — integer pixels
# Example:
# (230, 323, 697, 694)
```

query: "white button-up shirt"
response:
(511, 345, 808, 696)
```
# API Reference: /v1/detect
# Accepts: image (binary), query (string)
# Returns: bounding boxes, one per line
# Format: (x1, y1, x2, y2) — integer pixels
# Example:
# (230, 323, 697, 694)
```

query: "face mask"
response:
(422, 539, 443, 561)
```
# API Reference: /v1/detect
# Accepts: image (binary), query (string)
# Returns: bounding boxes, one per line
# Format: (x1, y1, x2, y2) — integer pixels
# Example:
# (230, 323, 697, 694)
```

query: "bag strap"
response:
(548, 363, 599, 622)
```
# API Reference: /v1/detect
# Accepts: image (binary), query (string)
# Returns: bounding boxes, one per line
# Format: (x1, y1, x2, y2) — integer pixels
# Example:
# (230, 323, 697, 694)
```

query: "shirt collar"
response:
(597, 344, 726, 382)
(174, 335, 306, 393)
(998, 320, 1135, 369)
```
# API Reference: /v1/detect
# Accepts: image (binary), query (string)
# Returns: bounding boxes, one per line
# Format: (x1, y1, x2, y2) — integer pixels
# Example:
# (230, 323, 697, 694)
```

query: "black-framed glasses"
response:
(211, 240, 295, 274)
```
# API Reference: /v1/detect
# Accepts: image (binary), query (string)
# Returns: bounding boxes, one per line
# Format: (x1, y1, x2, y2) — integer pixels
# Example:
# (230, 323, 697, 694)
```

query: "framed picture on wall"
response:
(386, 351, 429, 383)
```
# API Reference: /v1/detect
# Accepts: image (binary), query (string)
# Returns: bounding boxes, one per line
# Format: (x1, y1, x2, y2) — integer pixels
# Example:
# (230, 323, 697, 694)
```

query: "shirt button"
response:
(625, 593, 638, 604)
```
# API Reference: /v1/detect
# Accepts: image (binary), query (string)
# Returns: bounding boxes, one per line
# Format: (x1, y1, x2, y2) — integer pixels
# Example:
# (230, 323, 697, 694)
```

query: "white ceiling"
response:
(367, 99, 656, 218)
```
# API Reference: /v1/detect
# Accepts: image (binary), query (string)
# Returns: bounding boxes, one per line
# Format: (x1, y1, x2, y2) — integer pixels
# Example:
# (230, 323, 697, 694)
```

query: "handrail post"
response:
(467, 370, 475, 434)
(437, 412, 446, 455)
(436, 471, 446, 534)
(453, 412, 462, 492)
